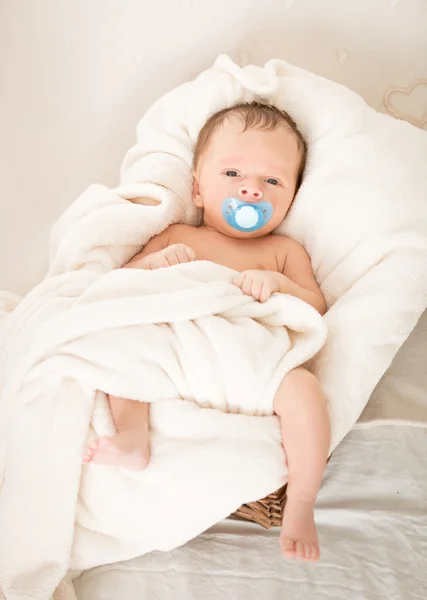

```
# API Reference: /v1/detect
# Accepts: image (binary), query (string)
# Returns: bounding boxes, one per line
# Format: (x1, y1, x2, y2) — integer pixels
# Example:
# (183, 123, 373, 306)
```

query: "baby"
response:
(84, 102, 330, 562)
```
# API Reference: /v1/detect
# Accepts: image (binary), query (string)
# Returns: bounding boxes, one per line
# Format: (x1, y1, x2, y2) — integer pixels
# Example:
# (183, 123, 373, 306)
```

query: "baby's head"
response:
(192, 102, 307, 238)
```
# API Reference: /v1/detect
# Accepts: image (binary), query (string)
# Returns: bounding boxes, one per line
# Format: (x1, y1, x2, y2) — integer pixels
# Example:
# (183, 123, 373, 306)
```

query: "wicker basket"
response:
(229, 484, 287, 529)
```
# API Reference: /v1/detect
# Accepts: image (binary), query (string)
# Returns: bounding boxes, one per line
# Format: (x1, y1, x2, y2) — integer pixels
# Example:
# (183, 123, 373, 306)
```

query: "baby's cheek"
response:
(270, 202, 287, 223)
(276, 192, 294, 215)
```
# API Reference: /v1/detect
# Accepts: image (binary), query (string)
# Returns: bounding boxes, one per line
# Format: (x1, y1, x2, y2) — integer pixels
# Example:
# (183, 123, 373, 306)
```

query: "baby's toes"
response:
(83, 448, 94, 463)
(280, 538, 296, 559)
(295, 541, 307, 561)
(83, 440, 100, 462)
(305, 542, 316, 562)
(309, 543, 320, 562)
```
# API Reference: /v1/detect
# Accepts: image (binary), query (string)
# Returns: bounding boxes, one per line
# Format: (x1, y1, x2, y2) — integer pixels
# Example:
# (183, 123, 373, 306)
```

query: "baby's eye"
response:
(225, 170, 239, 177)
(266, 178, 279, 186)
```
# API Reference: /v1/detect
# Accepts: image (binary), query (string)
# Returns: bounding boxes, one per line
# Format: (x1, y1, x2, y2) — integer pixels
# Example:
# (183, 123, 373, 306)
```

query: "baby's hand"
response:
(142, 244, 196, 270)
(232, 270, 285, 303)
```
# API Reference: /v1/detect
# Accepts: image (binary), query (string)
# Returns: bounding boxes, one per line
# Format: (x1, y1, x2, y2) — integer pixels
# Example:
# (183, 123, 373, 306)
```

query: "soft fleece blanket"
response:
(0, 196, 325, 599)
(1, 54, 427, 600)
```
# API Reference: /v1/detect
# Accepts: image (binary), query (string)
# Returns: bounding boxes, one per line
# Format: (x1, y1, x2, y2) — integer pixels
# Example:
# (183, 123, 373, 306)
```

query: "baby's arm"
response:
(124, 228, 170, 267)
(279, 239, 326, 314)
(233, 239, 326, 314)
(123, 225, 196, 270)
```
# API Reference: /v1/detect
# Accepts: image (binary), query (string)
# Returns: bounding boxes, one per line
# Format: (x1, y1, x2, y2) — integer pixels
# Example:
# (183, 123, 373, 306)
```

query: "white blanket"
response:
(1, 54, 427, 600)
(0, 220, 325, 600)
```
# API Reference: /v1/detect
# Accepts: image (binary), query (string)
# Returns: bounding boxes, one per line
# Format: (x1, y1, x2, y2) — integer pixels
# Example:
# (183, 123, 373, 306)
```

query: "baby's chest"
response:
(173, 232, 283, 273)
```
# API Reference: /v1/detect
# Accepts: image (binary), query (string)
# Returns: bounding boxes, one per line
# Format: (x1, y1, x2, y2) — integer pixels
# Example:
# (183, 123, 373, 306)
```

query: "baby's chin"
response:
(205, 219, 276, 239)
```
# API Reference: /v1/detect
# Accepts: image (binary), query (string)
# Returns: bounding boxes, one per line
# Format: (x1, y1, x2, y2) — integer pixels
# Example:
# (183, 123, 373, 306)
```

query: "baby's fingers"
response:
(232, 272, 244, 287)
(242, 274, 255, 296)
(250, 277, 264, 301)
(172, 247, 189, 264)
(164, 244, 196, 265)
(151, 255, 170, 269)
(183, 245, 197, 262)
(259, 282, 273, 303)
(233, 272, 257, 297)
(165, 251, 181, 266)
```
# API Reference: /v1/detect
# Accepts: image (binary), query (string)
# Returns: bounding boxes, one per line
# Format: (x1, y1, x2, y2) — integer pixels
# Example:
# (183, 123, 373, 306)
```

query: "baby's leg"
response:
(83, 396, 151, 471)
(274, 367, 330, 562)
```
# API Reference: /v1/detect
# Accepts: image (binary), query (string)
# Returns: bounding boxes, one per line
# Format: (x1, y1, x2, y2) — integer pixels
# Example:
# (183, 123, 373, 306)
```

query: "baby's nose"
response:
(238, 184, 263, 201)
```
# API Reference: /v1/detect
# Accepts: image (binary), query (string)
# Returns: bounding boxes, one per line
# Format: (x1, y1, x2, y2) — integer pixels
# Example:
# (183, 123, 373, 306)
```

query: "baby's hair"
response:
(193, 101, 307, 190)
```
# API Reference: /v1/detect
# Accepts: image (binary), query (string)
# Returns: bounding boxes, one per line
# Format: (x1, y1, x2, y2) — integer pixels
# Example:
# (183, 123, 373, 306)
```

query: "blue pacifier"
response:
(222, 197, 273, 232)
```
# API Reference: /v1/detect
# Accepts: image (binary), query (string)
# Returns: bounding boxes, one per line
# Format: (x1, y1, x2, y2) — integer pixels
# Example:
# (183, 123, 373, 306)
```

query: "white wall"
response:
(1, 0, 426, 295)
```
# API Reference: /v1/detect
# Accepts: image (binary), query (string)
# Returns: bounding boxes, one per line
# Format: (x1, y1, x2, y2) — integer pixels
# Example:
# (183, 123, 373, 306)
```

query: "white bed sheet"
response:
(74, 426, 427, 600)
(74, 312, 427, 600)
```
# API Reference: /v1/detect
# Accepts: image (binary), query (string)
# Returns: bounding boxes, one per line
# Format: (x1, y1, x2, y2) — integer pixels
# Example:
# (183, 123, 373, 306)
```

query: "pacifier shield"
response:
(222, 197, 273, 232)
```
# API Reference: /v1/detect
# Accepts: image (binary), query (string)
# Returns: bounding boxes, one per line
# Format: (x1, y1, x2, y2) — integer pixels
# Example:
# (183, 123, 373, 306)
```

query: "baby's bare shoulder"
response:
(268, 234, 310, 268)
(167, 223, 196, 232)
(270, 233, 305, 250)
(167, 223, 199, 237)
(268, 233, 297, 253)
(162, 223, 200, 246)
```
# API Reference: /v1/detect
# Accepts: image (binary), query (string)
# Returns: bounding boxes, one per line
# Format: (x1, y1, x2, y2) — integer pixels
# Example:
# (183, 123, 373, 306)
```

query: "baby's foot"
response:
(280, 496, 320, 562)
(83, 429, 150, 471)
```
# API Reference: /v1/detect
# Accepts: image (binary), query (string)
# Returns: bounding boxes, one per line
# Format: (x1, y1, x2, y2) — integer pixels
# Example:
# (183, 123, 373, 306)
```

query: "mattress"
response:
(74, 311, 427, 600)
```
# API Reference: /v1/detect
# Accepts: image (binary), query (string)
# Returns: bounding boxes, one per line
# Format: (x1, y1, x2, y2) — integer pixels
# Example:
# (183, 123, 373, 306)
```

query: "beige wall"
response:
(1, 0, 426, 295)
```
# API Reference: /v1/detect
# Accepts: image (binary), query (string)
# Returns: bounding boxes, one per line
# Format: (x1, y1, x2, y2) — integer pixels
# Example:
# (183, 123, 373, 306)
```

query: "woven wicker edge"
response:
(228, 455, 333, 528)
(229, 484, 287, 529)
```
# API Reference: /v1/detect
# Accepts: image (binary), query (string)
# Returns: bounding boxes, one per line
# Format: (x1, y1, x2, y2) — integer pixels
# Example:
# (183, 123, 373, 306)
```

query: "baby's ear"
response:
(192, 173, 203, 208)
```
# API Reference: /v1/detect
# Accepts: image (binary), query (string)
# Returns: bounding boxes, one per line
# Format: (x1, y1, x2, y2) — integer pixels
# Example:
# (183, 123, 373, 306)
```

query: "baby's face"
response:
(193, 116, 302, 238)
